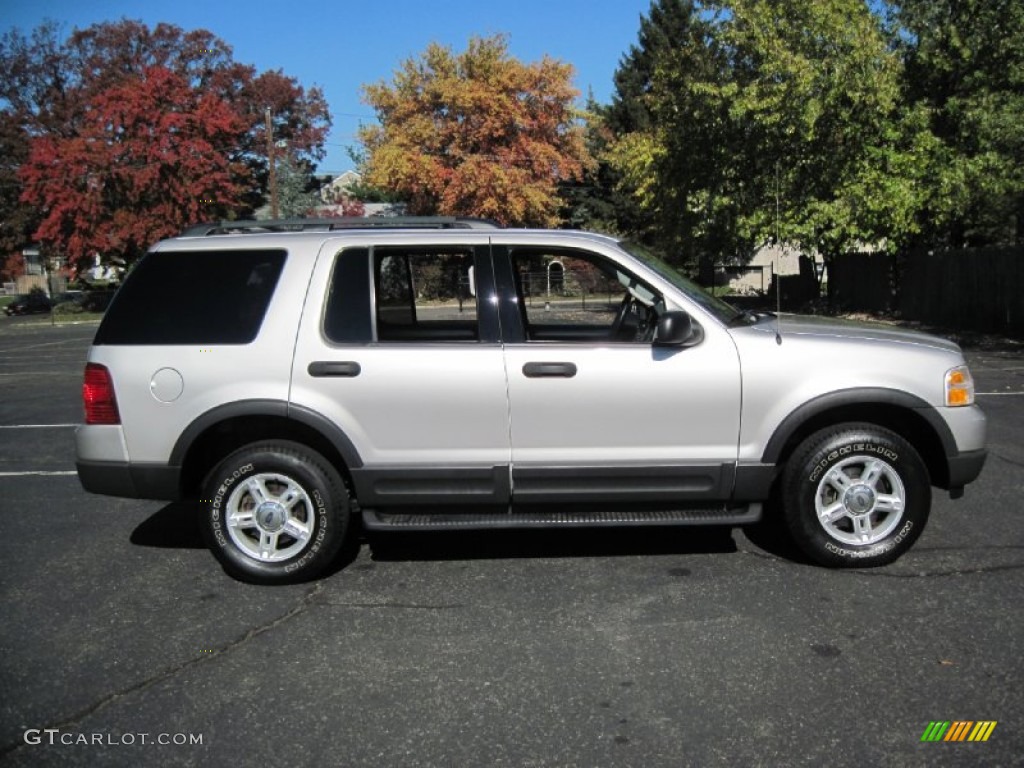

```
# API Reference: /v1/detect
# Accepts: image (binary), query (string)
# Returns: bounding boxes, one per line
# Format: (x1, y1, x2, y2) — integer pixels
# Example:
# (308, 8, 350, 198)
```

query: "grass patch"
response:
(53, 312, 105, 324)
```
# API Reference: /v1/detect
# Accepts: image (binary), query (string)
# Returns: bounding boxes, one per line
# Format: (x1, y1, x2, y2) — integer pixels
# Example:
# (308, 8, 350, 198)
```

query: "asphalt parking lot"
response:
(0, 318, 1021, 767)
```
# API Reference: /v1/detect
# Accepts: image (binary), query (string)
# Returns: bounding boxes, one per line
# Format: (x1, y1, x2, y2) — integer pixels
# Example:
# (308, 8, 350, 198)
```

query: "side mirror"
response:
(654, 310, 700, 347)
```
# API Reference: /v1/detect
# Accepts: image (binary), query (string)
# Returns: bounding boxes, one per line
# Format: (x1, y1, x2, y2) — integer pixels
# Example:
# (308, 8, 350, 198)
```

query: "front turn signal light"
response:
(945, 365, 975, 407)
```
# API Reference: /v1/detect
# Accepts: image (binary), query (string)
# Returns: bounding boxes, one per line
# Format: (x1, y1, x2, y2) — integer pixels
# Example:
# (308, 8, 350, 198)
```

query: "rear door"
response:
(291, 236, 511, 510)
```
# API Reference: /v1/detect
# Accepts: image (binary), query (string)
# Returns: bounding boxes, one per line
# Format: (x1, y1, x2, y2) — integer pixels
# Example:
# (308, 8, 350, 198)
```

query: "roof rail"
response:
(179, 216, 499, 237)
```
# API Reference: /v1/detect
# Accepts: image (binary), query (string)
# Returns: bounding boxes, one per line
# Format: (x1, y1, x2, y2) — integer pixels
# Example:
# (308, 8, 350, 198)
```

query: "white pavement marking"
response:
(0, 470, 78, 477)
(0, 424, 77, 429)
(976, 392, 1024, 396)
(0, 372, 80, 377)
(0, 338, 90, 352)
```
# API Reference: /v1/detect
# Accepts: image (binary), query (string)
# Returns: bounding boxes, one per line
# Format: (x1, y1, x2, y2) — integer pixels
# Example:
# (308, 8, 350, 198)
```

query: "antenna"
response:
(775, 259, 782, 345)
(774, 162, 782, 346)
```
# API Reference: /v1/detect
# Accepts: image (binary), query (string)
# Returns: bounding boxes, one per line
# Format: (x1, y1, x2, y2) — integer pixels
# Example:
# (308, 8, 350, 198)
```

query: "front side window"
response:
(373, 248, 478, 342)
(510, 248, 661, 343)
(618, 240, 742, 325)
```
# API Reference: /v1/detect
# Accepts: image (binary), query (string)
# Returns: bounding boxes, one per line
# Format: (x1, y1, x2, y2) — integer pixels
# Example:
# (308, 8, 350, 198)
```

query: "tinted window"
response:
(324, 248, 372, 344)
(510, 247, 661, 343)
(94, 250, 286, 345)
(373, 249, 478, 342)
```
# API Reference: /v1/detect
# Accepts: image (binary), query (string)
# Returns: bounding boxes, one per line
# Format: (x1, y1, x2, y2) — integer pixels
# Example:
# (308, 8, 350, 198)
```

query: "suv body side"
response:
(75, 225, 986, 582)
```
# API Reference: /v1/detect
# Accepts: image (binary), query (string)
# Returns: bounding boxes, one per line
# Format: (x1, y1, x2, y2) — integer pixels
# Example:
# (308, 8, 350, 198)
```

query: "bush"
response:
(53, 301, 85, 315)
(81, 291, 116, 312)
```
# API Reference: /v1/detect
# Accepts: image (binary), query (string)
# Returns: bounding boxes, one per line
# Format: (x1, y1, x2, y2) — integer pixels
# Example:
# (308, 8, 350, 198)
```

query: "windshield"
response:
(618, 240, 742, 324)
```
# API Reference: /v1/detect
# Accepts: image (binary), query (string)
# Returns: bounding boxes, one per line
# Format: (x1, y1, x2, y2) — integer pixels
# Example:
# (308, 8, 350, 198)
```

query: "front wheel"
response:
(782, 424, 930, 567)
(199, 441, 351, 584)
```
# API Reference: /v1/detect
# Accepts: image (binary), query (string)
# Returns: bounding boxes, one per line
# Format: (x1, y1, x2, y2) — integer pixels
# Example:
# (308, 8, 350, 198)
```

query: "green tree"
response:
(593, 0, 711, 243)
(268, 156, 320, 219)
(711, 0, 915, 265)
(606, 0, 705, 136)
(359, 35, 592, 227)
(896, 0, 1024, 246)
(609, 0, 927, 275)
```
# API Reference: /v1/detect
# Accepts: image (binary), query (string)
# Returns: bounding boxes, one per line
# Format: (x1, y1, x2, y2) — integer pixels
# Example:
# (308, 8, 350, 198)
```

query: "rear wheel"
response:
(199, 441, 350, 583)
(782, 423, 930, 567)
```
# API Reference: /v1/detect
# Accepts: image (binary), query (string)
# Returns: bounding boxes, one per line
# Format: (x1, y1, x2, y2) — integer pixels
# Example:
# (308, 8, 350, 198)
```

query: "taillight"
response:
(83, 363, 121, 425)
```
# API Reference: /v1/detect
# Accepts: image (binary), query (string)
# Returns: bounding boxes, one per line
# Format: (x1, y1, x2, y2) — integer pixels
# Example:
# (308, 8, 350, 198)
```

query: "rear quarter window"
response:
(94, 249, 286, 345)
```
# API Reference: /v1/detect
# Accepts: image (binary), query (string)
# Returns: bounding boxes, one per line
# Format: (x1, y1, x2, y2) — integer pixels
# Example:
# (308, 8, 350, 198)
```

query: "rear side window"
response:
(373, 248, 478, 342)
(94, 249, 286, 345)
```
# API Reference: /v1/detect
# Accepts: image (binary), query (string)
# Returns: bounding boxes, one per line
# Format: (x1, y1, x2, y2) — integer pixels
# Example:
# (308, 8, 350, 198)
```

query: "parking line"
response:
(0, 424, 77, 429)
(0, 470, 78, 476)
(0, 338, 90, 352)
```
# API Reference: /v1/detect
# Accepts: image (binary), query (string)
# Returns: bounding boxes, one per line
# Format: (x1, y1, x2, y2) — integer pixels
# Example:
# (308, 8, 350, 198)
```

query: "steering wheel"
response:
(609, 294, 634, 341)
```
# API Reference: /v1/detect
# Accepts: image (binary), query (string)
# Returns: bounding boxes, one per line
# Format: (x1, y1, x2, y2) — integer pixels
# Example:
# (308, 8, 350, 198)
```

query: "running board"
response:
(362, 504, 761, 531)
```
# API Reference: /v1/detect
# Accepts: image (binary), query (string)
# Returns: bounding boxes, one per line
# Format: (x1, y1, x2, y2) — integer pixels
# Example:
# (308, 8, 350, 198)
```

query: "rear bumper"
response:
(76, 460, 181, 501)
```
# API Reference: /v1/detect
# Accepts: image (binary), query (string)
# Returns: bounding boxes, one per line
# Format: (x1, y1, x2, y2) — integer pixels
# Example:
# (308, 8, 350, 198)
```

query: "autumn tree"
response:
(0, 20, 330, 271)
(358, 35, 592, 227)
(0, 111, 34, 258)
(20, 66, 247, 264)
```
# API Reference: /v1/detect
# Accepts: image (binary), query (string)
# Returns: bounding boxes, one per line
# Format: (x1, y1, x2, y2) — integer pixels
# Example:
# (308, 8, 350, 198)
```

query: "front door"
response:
(496, 244, 742, 506)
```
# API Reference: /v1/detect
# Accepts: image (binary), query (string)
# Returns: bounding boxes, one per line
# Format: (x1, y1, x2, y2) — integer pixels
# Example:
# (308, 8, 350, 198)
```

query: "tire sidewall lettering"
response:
(809, 442, 904, 552)
(823, 520, 913, 558)
(209, 462, 255, 549)
(783, 425, 929, 568)
(809, 442, 899, 483)
(284, 488, 328, 573)
(198, 442, 358, 582)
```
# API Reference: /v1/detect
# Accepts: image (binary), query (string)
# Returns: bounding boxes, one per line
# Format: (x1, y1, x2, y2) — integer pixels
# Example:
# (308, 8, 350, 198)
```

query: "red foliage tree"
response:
(1, 20, 331, 271)
(19, 66, 248, 268)
(1, 252, 26, 283)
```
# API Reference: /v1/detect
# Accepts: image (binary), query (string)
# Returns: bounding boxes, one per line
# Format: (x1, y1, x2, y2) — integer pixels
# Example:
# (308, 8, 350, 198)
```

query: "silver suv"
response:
(76, 218, 987, 583)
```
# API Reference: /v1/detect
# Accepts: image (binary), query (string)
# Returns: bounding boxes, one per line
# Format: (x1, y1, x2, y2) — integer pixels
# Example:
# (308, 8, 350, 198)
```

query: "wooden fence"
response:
(827, 247, 1024, 337)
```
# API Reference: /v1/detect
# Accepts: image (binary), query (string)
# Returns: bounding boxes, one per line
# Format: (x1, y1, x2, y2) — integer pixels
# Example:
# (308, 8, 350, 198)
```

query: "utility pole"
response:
(265, 107, 279, 219)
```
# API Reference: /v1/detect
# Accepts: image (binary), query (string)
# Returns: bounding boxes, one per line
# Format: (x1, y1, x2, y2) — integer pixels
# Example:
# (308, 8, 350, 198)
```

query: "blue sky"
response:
(0, 0, 655, 174)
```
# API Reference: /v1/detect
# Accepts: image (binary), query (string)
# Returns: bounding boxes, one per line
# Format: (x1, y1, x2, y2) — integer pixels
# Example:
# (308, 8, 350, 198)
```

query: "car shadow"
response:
(129, 502, 360, 578)
(130, 501, 205, 549)
(365, 525, 738, 563)
(739, 495, 814, 565)
(131, 503, 784, 570)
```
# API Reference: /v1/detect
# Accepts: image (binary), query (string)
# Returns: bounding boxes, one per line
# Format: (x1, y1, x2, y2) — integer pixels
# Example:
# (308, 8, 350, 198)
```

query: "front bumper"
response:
(945, 448, 987, 491)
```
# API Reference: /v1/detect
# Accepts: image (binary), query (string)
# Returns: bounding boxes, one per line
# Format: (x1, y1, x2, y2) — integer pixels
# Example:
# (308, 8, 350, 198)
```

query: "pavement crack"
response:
(0, 582, 324, 760)
(737, 545, 1024, 577)
(318, 601, 464, 610)
(992, 451, 1024, 467)
(852, 563, 1024, 578)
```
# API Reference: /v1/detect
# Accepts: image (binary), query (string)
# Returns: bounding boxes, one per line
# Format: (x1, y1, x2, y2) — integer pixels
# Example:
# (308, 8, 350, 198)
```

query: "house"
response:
(319, 170, 362, 203)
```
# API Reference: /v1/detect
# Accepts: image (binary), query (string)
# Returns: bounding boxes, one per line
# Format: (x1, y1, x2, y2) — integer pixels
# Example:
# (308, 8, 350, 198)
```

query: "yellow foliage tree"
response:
(359, 35, 592, 226)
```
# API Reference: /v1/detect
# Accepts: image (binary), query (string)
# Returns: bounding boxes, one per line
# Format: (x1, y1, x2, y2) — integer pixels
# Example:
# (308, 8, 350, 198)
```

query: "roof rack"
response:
(180, 216, 499, 237)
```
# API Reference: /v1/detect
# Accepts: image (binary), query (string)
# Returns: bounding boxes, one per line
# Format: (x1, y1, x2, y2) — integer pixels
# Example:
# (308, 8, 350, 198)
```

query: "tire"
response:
(199, 441, 350, 584)
(781, 423, 930, 568)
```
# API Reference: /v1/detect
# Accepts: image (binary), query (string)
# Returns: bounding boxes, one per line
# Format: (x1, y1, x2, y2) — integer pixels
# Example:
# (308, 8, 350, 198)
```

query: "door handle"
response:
(522, 362, 577, 378)
(308, 361, 361, 377)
